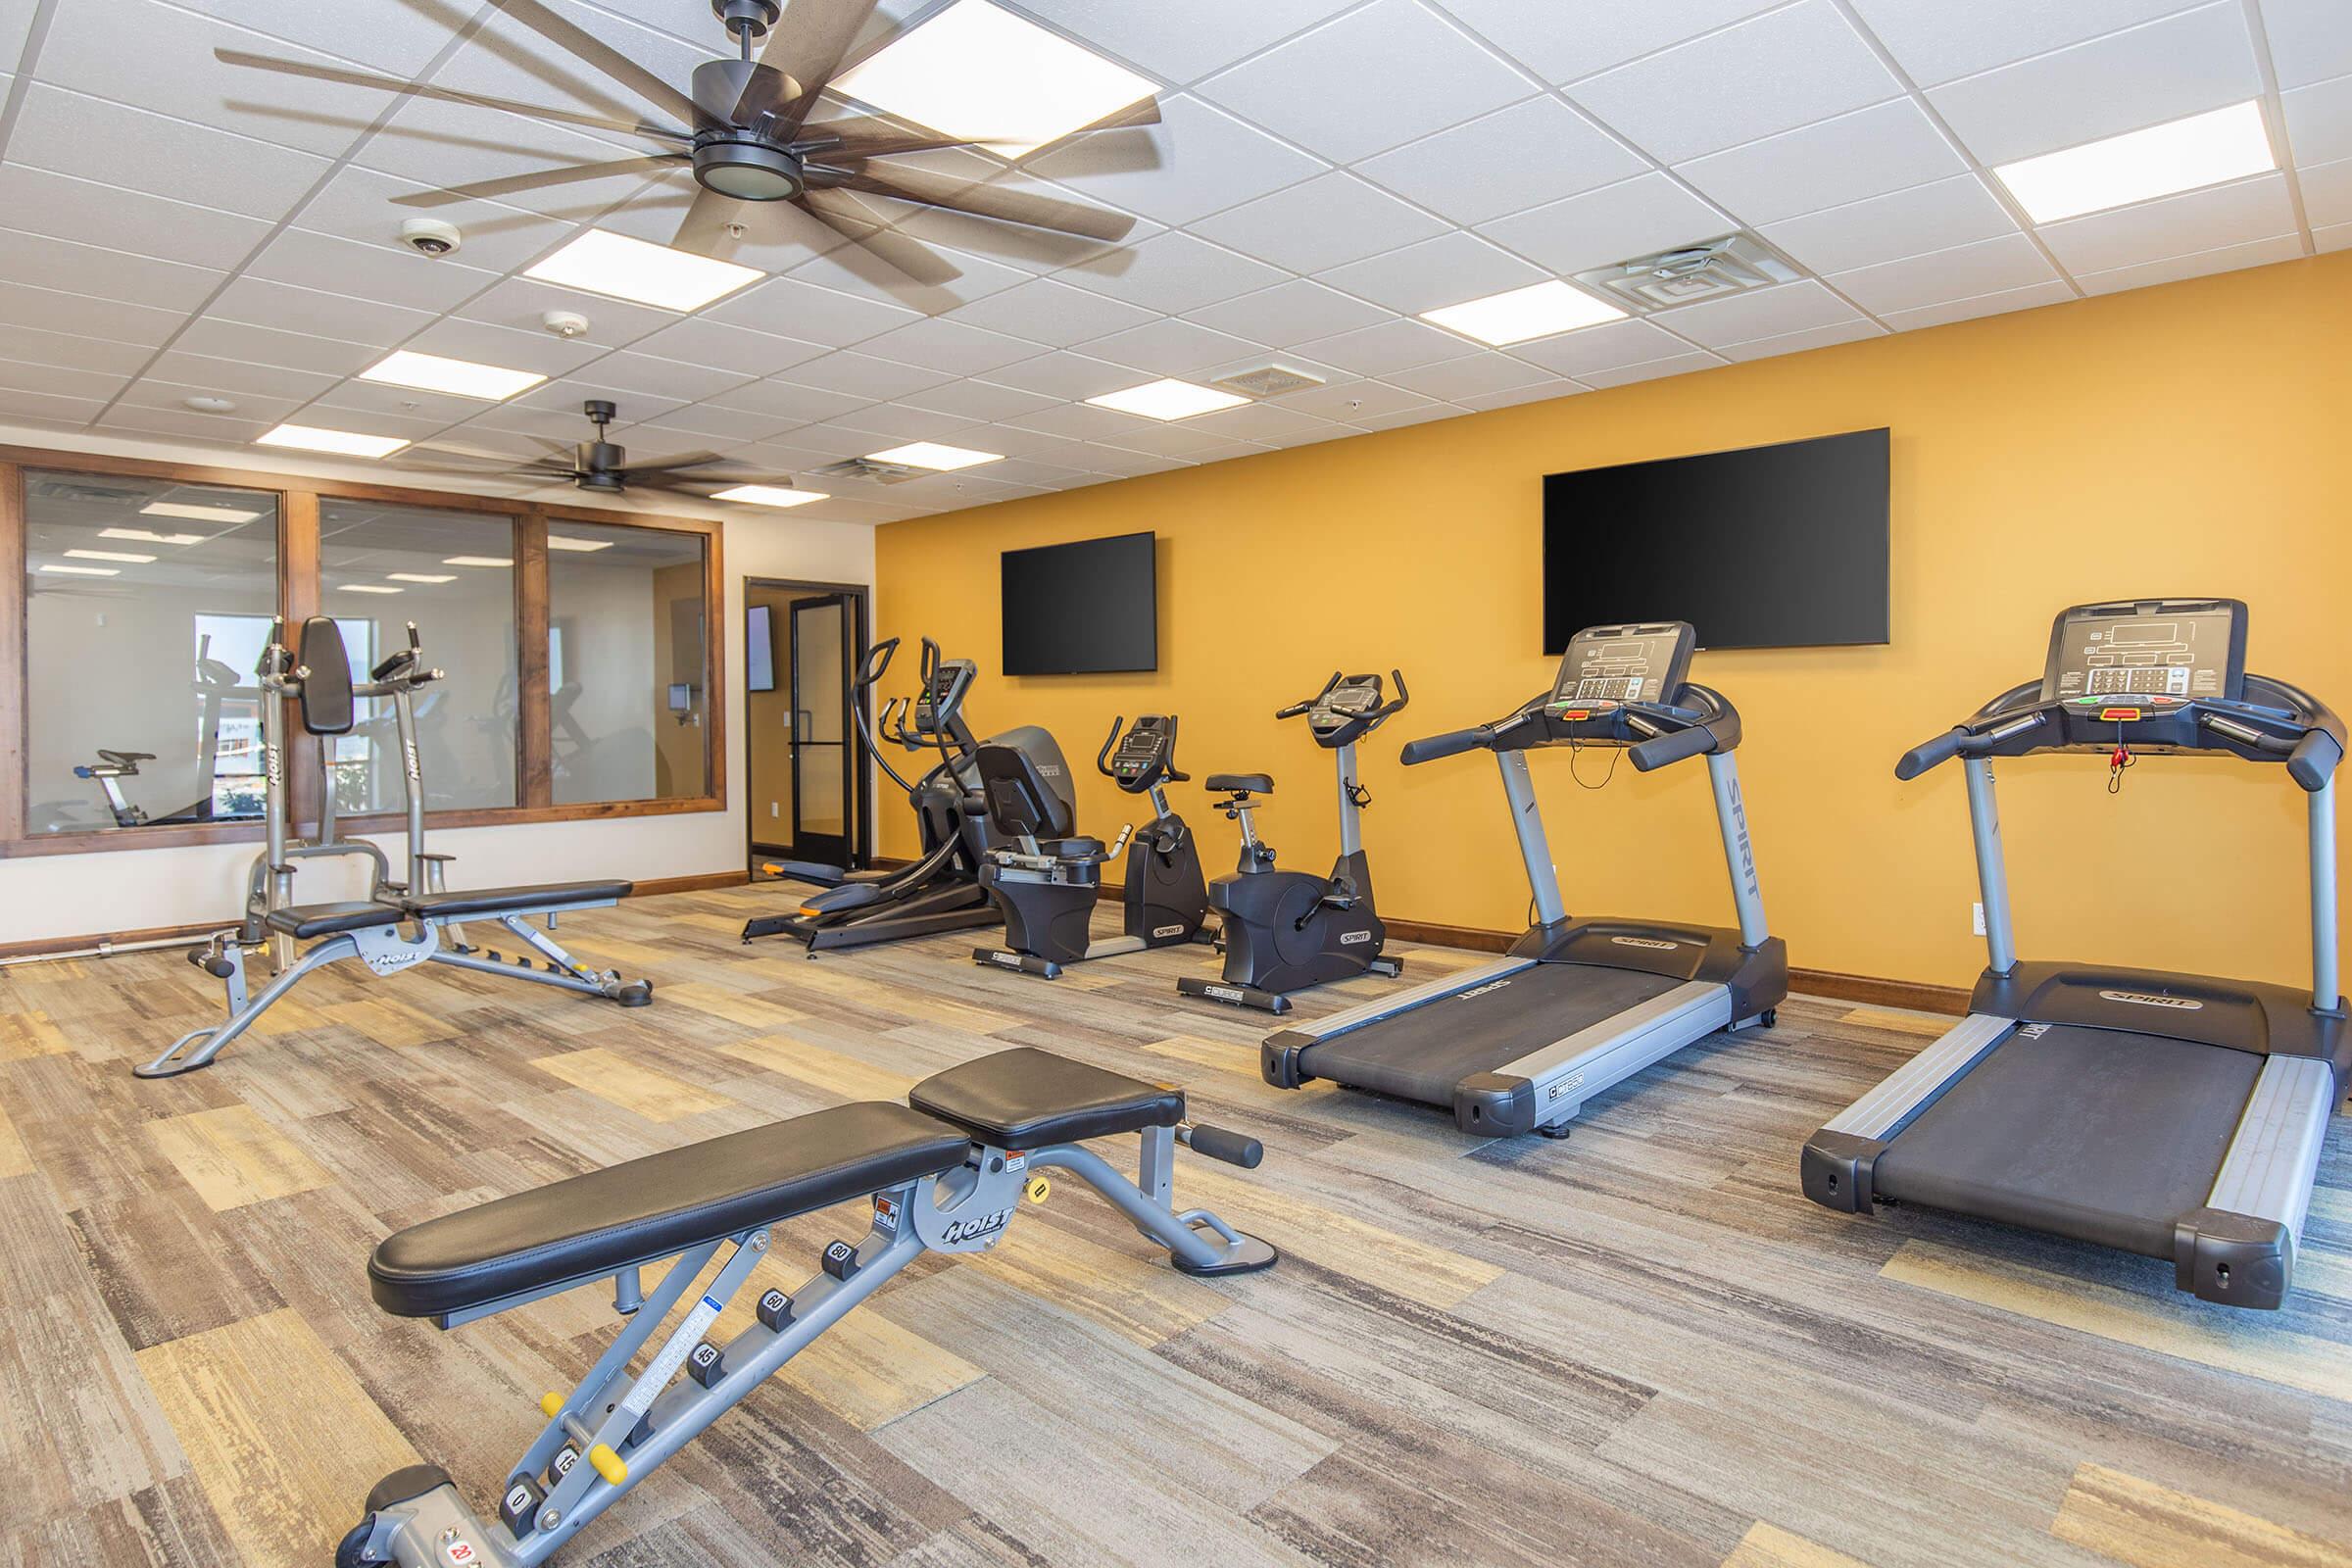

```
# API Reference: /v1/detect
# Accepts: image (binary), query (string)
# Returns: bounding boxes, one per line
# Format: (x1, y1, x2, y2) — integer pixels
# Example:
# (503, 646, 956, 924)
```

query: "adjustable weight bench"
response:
(337, 1048, 1276, 1568)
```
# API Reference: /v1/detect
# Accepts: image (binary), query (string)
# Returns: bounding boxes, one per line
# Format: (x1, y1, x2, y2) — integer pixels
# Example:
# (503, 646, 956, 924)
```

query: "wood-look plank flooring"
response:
(2, 884, 2348, 1568)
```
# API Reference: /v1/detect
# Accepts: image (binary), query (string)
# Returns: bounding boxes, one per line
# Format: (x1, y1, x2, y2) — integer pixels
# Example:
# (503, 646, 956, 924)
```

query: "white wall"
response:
(0, 423, 876, 946)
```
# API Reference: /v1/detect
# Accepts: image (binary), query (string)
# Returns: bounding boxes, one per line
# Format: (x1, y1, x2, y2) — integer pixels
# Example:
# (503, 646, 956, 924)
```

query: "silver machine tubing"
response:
(2311, 774, 2339, 1010)
(1962, 758, 2018, 975)
(1499, 750, 1568, 928)
(1705, 752, 1770, 949)
(1334, 739, 1363, 858)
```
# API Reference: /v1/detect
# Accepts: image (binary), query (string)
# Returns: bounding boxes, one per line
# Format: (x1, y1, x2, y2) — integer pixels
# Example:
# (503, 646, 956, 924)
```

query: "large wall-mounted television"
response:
(1542, 428, 1889, 653)
(1002, 531, 1157, 675)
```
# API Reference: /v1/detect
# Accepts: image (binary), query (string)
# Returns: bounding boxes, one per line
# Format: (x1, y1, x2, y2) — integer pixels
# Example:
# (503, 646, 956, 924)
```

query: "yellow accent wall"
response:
(874, 252, 2352, 995)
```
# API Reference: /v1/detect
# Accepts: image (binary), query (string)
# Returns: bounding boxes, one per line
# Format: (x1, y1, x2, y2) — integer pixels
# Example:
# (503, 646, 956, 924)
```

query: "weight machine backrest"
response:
(296, 616, 356, 737)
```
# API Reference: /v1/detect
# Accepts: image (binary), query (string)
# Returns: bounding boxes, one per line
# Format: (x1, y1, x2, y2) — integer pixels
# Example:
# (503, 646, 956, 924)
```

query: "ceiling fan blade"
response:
(623, 451, 728, 474)
(214, 48, 690, 142)
(791, 115, 989, 161)
(672, 183, 751, 263)
(763, 0, 885, 136)
(797, 191, 963, 287)
(1068, 95, 1164, 138)
(490, 0, 702, 127)
(392, 153, 691, 207)
(811, 166, 1135, 242)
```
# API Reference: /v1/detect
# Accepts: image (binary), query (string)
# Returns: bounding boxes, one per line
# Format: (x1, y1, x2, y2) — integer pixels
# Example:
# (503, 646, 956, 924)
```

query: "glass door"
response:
(787, 593, 855, 869)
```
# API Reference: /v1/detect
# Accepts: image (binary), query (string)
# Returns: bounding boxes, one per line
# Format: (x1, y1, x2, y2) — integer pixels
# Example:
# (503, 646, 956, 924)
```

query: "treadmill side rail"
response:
(1801, 1012, 2016, 1211)
(2177, 1054, 2336, 1308)
(1458, 980, 1732, 1136)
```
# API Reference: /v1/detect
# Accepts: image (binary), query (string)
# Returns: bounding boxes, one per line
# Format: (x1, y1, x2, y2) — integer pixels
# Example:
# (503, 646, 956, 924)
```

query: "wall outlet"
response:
(769, 802, 780, 818)
(1972, 902, 1985, 936)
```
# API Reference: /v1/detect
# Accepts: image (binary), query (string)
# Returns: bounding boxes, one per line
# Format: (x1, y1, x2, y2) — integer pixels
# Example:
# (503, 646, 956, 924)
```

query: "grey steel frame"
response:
(338, 1124, 1274, 1568)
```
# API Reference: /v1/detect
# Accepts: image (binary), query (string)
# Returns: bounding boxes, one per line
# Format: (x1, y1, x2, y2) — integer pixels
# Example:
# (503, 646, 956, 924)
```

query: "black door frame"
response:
(743, 576, 871, 874)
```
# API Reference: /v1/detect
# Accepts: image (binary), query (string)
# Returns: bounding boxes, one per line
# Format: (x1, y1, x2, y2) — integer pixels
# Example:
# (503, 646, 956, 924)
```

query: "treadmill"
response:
(1263, 622, 1788, 1138)
(1803, 598, 2347, 1309)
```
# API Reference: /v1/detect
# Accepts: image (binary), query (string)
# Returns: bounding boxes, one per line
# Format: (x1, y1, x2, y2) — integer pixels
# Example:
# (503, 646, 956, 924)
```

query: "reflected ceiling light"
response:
(256, 423, 411, 459)
(830, 0, 1157, 155)
(138, 502, 261, 524)
(1993, 100, 2276, 223)
(39, 564, 121, 576)
(1421, 279, 1625, 346)
(711, 484, 829, 508)
(547, 535, 615, 551)
(65, 548, 158, 564)
(104, 526, 207, 545)
(523, 228, 761, 313)
(442, 556, 514, 567)
(388, 572, 457, 583)
(1087, 378, 1250, 420)
(360, 349, 547, 402)
(340, 584, 404, 594)
(866, 441, 1002, 471)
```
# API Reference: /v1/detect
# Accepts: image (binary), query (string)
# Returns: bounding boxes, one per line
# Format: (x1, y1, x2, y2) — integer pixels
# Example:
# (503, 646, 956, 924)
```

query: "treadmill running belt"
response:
(1298, 963, 1681, 1108)
(1872, 1024, 2263, 1258)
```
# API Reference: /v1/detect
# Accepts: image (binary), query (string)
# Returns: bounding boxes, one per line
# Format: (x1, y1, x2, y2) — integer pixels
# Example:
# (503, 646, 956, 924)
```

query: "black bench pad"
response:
(369, 1102, 970, 1319)
(910, 1048, 1184, 1149)
(266, 901, 407, 941)
(401, 880, 632, 920)
(1206, 773, 1273, 795)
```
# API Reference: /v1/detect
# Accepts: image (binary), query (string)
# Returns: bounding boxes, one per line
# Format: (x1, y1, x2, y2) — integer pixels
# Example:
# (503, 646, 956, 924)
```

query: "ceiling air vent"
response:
(1209, 365, 1325, 398)
(1572, 234, 1800, 312)
(810, 456, 930, 485)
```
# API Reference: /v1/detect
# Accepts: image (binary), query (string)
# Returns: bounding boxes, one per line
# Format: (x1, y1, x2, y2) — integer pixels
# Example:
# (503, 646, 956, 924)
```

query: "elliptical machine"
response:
(1179, 671, 1410, 1014)
(971, 714, 1208, 979)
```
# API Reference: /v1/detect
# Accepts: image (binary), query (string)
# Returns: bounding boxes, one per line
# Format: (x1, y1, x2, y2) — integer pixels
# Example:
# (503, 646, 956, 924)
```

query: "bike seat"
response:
(1207, 773, 1272, 795)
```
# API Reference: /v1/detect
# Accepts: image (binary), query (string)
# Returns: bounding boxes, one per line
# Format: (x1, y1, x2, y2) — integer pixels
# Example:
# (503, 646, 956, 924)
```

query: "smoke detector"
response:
(1209, 365, 1324, 398)
(1573, 234, 1800, 312)
(810, 456, 929, 484)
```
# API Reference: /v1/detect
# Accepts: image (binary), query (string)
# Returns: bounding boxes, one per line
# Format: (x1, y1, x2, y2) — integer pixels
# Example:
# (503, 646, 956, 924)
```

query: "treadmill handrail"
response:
(1401, 724, 1494, 765)
(1897, 680, 2343, 788)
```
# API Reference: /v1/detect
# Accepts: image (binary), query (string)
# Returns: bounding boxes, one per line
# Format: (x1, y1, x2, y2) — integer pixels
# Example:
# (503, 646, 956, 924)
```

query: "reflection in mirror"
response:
(546, 523, 710, 805)
(318, 500, 518, 813)
(23, 471, 279, 836)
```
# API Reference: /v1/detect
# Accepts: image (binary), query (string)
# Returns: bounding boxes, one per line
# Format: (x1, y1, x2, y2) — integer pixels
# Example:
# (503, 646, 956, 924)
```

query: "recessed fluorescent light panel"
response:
(1087, 379, 1250, 421)
(442, 556, 514, 567)
(340, 584, 403, 594)
(830, 0, 1156, 154)
(388, 572, 456, 583)
(711, 484, 829, 509)
(138, 502, 261, 524)
(866, 441, 1002, 471)
(546, 535, 615, 552)
(38, 564, 119, 576)
(524, 228, 761, 313)
(104, 526, 207, 545)
(65, 549, 158, 564)
(257, 423, 411, 459)
(1994, 100, 2276, 223)
(360, 350, 546, 402)
(1421, 280, 1625, 346)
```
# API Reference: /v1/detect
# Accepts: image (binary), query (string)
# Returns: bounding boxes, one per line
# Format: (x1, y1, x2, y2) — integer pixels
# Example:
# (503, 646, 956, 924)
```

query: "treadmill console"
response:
(911, 659, 979, 734)
(1546, 622, 1694, 714)
(2040, 600, 2246, 708)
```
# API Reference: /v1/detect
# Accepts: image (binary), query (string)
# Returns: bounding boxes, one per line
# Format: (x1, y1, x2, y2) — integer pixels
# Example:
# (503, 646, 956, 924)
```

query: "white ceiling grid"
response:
(0, 0, 2341, 525)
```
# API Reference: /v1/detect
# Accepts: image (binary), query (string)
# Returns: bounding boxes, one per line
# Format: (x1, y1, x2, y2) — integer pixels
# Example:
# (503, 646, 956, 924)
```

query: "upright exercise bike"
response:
(1180, 671, 1410, 1013)
(972, 715, 1209, 979)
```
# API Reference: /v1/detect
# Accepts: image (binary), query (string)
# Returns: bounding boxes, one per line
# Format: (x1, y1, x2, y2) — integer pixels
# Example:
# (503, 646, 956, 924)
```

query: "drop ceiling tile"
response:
(1024, 94, 1325, 227)
(900, 378, 1062, 422)
(1357, 98, 1645, 226)
(2302, 155, 2352, 224)
(1478, 173, 1733, 274)
(238, 228, 496, 322)
(1, 326, 157, 379)
(1090, 420, 1262, 460)
(1847, 0, 2210, 87)
(402, 317, 611, 377)
(1006, 0, 1357, 81)
(0, 357, 128, 402)
(1280, 379, 1445, 421)
(1567, 2, 1900, 166)
(1197, 0, 1535, 165)
(0, 387, 106, 426)
(1386, 353, 1560, 401)
(703, 275, 925, 349)
(1826, 233, 2060, 316)
(2282, 72, 2352, 165)
(420, 0, 710, 137)
(1180, 401, 1348, 443)
(2034, 172, 2297, 272)
(111, 376, 306, 424)
(856, 318, 1044, 377)
(1074, 447, 1192, 477)
(96, 404, 279, 444)
(1007, 401, 1160, 442)
(784, 238, 1037, 315)
(1317, 231, 1545, 315)
(0, 282, 187, 349)
(206, 276, 437, 349)
(1508, 317, 1699, 377)
(1876, 278, 2079, 331)
(1715, 318, 1887, 361)
(803, 403, 975, 442)
(1183, 280, 1390, 348)
(1675, 99, 1970, 228)
(1761, 174, 2020, 276)
(1455, 380, 1583, 413)
(0, 231, 225, 314)
(1926, 3, 2262, 168)
(706, 380, 878, 424)
(982, 350, 1145, 400)
(1291, 317, 1479, 377)
(0, 164, 270, 271)
(144, 351, 341, 401)
(2251, 0, 2352, 88)
(291, 166, 575, 274)
(1429, 0, 1785, 85)
(2076, 231, 2306, 293)
(624, 317, 831, 378)
(1576, 351, 1724, 389)
(1055, 230, 1287, 316)
(938, 277, 1160, 349)
(551, 352, 761, 405)
(1189, 172, 1452, 274)
(1347, 402, 1464, 432)
(172, 316, 385, 376)
(313, 377, 501, 429)
(355, 99, 660, 220)
(596, 177, 850, 272)
(974, 456, 1097, 489)
(776, 351, 957, 402)
(962, 423, 1106, 466)
(1, 4, 27, 59)
(178, 0, 464, 74)
(1655, 279, 1864, 348)
(632, 404, 797, 445)
(2314, 220, 2352, 252)
(1080, 318, 1262, 376)
(9, 84, 332, 220)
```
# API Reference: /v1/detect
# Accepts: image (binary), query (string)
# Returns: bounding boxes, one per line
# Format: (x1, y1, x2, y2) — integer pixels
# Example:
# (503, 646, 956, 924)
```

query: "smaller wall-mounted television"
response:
(746, 604, 775, 693)
(1002, 531, 1157, 676)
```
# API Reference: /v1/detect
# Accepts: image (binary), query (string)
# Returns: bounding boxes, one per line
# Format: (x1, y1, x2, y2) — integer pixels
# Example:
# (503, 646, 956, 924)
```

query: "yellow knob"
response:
(588, 1445, 628, 1485)
(539, 1393, 564, 1418)
(1024, 1175, 1051, 1203)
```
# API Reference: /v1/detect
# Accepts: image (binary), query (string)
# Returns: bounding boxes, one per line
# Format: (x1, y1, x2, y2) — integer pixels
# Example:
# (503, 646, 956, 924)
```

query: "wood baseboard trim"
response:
(632, 870, 748, 898)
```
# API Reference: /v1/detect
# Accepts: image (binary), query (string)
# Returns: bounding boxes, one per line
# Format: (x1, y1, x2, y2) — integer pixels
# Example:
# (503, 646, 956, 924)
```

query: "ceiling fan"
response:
(217, 0, 1156, 284)
(407, 400, 799, 500)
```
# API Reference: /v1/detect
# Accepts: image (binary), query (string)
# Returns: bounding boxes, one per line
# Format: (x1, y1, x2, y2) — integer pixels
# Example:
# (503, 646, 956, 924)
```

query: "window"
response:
(21, 471, 278, 836)
(545, 521, 710, 804)
(318, 499, 518, 813)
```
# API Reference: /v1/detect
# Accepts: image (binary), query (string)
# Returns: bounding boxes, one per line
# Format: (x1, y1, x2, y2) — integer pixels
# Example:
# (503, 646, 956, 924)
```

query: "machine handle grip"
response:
(1400, 725, 1491, 765)
(1096, 715, 1126, 778)
(1373, 668, 1410, 717)
(1895, 727, 1973, 780)
(2288, 728, 2343, 792)
(1627, 722, 1717, 772)
(857, 636, 900, 690)
(1180, 1123, 1263, 1169)
(1277, 671, 1342, 720)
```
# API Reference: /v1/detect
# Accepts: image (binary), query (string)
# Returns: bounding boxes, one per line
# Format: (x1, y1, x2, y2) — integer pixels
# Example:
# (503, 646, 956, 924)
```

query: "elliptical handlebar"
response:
(857, 636, 899, 691)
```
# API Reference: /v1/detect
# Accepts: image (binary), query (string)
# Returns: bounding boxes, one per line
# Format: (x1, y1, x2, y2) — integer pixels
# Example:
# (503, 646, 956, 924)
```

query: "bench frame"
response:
(338, 1116, 1275, 1568)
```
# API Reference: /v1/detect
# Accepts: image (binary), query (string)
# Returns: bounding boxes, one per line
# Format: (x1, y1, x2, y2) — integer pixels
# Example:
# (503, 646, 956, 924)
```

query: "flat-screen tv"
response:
(1002, 531, 1157, 675)
(746, 604, 775, 692)
(1543, 428, 1889, 653)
